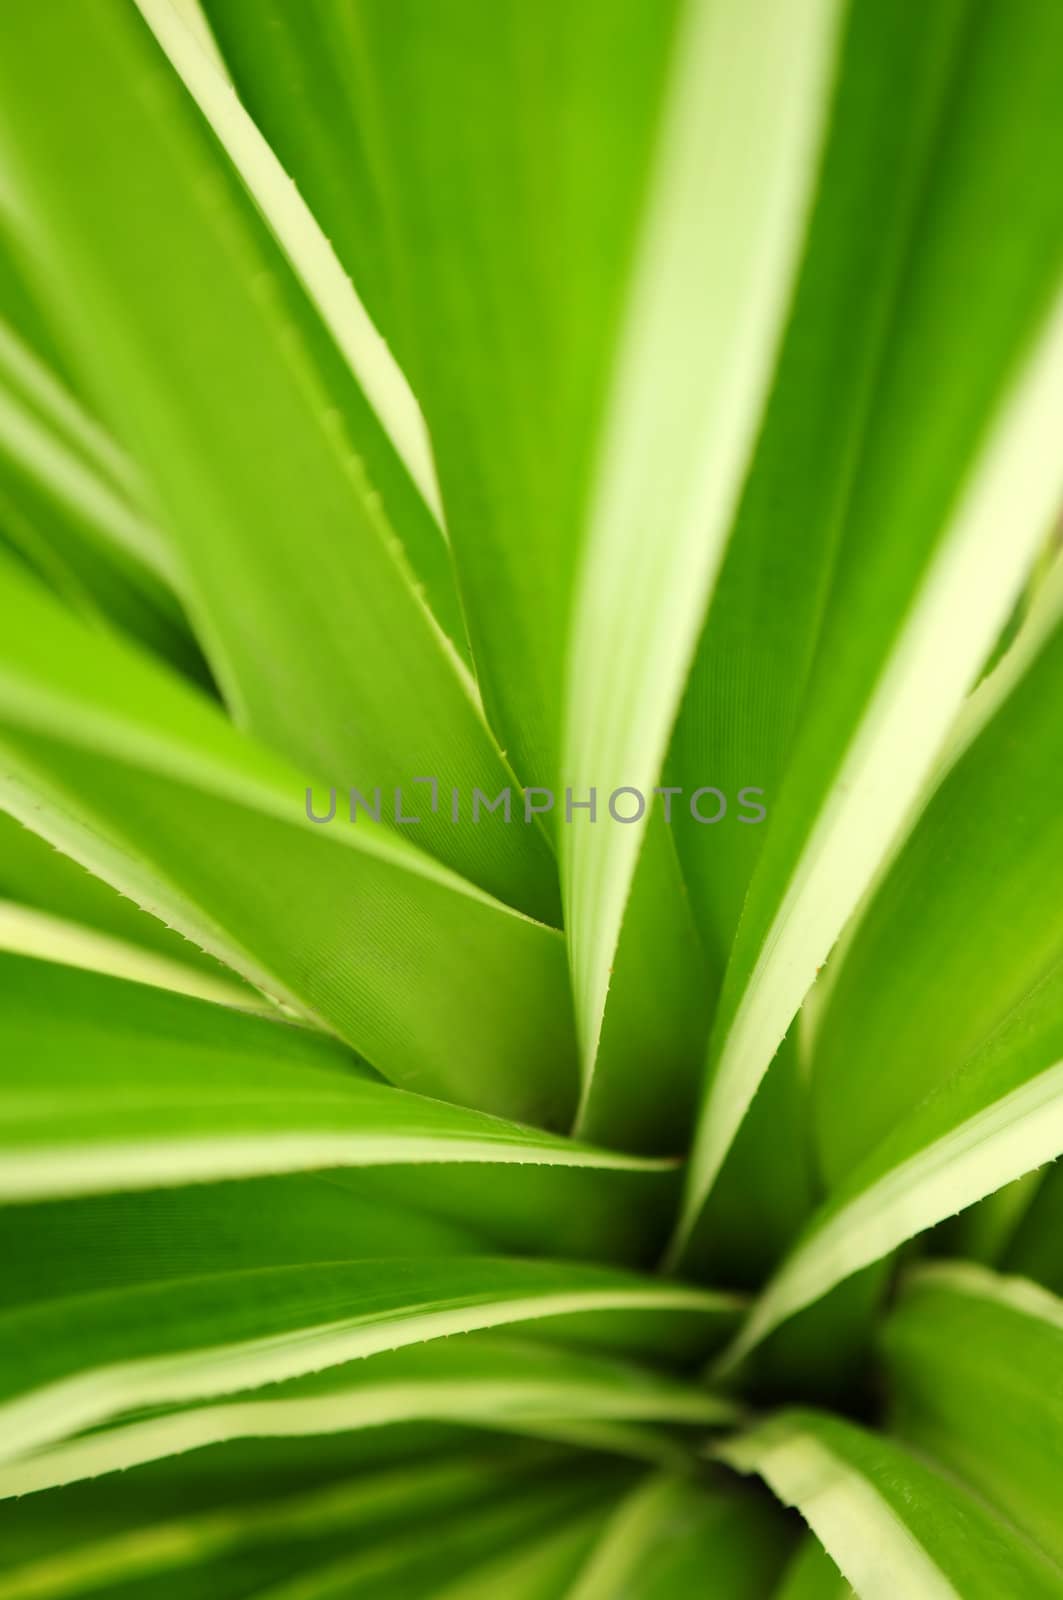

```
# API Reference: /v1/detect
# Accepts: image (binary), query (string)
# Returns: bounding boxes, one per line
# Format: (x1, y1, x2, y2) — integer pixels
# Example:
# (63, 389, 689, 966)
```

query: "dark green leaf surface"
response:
(0, 1442, 573, 1596)
(774, 1537, 853, 1600)
(1004, 1160, 1063, 1293)
(882, 1261, 1063, 1570)
(565, 1470, 795, 1599)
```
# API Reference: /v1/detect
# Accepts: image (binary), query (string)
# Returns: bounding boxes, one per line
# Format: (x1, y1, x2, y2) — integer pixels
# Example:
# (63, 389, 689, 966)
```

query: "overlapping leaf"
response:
(713, 599, 1063, 1359)
(1004, 1160, 1063, 1294)
(565, 1469, 794, 1599)
(0, 0, 555, 916)
(0, 1252, 738, 1483)
(675, 0, 1063, 1252)
(720, 1409, 1063, 1599)
(0, 954, 671, 1202)
(811, 609, 1063, 1185)
(0, 1334, 734, 1499)
(0, 1, 1062, 1592)
(0, 1448, 589, 1600)
(0, 554, 578, 1120)
(720, 954, 1063, 1369)
(561, 0, 841, 1089)
(201, 0, 681, 797)
(0, 314, 205, 679)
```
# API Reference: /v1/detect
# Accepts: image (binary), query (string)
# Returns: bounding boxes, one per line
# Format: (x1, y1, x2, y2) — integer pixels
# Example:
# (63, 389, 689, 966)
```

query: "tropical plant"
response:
(0, 0, 1061, 1594)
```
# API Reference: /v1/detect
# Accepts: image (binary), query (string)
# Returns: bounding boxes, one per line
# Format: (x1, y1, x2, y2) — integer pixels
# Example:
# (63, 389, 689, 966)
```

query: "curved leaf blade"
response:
(0, 1335, 734, 1500)
(0, 954, 673, 1204)
(881, 1261, 1063, 1570)
(0, 0, 554, 917)
(0, 554, 579, 1121)
(720, 1410, 1063, 1600)
(0, 1257, 740, 1472)
(719, 957, 1063, 1368)
(675, 0, 1063, 1253)
(565, 1469, 795, 1600)
(562, 0, 842, 1077)
(811, 608, 1063, 1186)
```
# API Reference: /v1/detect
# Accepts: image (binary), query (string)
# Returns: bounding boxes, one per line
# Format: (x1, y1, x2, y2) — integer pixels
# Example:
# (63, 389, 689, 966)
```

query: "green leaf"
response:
(200, 0, 680, 795)
(196, 0, 722, 1141)
(730, 612, 1063, 1343)
(720, 1409, 1063, 1599)
(773, 1537, 852, 1600)
(0, 1334, 734, 1499)
(0, 1442, 570, 1598)
(243, 1469, 622, 1600)
(0, 1177, 484, 1316)
(322, 1158, 679, 1270)
(0, 907, 262, 1014)
(561, 0, 841, 1085)
(573, 813, 714, 1153)
(739, 1262, 892, 1421)
(811, 609, 1063, 1187)
(675, 0, 1063, 1254)
(0, 219, 77, 395)
(430, 1512, 607, 1600)
(3, 1, 1063, 1587)
(0, 954, 672, 1202)
(881, 1260, 1063, 1570)
(0, 554, 578, 1121)
(0, 807, 230, 980)
(135, 0, 444, 531)
(0, 1255, 739, 1475)
(814, 540, 1063, 997)
(0, 1159, 673, 1325)
(719, 956, 1063, 1368)
(679, 1032, 817, 1289)
(0, 0, 555, 918)
(930, 1168, 1044, 1267)
(0, 1449, 565, 1599)
(565, 1469, 796, 1599)
(0, 314, 208, 679)
(133, 0, 467, 669)
(0, 279, 143, 513)
(666, 0, 970, 965)
(1004, 1159, 1063, 1293)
